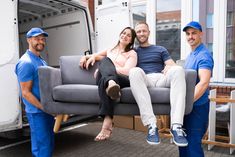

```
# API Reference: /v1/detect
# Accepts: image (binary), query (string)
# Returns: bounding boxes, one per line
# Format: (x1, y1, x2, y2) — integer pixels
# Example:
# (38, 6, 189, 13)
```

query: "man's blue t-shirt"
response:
(184, 43, 214, 106)
(135, 45, 171, 74)
(15, 50, 47, 113)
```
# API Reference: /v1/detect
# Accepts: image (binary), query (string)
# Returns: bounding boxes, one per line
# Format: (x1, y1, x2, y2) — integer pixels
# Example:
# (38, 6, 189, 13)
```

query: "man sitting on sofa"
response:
(129, 21, 188, 146)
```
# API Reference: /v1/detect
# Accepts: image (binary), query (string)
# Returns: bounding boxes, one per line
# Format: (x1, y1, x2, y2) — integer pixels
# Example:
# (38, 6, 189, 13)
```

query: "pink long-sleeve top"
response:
(106, 49, 137, 76)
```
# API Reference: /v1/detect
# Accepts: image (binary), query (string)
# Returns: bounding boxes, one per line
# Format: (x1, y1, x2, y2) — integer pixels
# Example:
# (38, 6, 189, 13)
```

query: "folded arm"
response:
(116, 50, 137, 75)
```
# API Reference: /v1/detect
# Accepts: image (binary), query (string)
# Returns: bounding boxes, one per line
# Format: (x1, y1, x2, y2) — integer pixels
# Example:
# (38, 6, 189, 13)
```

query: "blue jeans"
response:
(26, 112, 55, 157)
(179, 102, 209, 157)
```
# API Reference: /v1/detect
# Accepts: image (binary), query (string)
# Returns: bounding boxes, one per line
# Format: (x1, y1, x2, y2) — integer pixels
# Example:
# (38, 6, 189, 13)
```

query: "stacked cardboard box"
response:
(113, 116, 134, 129)
(113, 115, 170, 133)
(134, 116, 147, 132)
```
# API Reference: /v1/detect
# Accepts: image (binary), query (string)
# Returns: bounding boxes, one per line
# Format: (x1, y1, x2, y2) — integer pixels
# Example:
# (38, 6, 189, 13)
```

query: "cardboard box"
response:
(134, 116, 168, 133)
(158, 115, 170, 129)
(134, 116, 148, 132)
(113, 116, 134, 129)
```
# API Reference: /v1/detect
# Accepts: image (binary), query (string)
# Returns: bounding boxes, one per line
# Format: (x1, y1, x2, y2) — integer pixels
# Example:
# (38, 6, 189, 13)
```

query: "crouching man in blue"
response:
(179, 21, 214, 157)
(15, 28, 55, 157)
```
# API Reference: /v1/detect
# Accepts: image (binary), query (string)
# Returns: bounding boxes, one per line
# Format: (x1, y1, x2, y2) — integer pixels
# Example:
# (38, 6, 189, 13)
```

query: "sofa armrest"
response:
(184, 69, 197, 114)
(38, 66, 62, 109)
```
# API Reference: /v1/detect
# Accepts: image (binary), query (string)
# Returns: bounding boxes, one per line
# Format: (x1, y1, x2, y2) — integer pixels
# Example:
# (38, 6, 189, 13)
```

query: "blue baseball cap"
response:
(26, 27, 48, 38)
(183, 21, 202, 32)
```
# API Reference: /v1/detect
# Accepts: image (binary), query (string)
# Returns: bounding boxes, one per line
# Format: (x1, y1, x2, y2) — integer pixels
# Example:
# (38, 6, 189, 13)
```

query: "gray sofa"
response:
(38, 55, 197, 116)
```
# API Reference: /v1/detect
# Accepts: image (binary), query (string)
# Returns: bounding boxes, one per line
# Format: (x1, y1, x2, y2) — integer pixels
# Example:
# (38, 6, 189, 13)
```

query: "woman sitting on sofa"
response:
(79, 27, 137, 141)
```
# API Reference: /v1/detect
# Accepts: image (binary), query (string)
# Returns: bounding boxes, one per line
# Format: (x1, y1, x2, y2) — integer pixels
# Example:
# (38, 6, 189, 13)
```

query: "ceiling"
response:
(18, 0, 78, 24)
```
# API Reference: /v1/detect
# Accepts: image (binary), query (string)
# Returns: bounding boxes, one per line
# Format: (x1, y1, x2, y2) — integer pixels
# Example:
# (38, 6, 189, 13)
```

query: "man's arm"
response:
(162, 59, 177, 74)
(164, 59, 177, 66)
(194, 69, 211, 102)
(20, 81, 43, 110)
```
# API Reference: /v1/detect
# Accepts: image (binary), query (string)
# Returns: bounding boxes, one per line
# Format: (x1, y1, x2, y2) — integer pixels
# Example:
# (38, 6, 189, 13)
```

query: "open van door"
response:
(0, 0, 22, 132)
(95, 0, 133, 52)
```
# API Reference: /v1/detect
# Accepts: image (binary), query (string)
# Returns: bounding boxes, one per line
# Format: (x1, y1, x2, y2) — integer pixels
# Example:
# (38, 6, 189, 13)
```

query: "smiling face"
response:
(27, 34, 46, 55)
(119, 28, 133, 46)
(135, 23, 150, 47)
(185, 27, 203, 50)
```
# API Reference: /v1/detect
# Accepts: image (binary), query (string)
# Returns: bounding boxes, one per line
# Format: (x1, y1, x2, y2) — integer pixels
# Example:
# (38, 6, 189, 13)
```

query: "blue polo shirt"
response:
(15, 50, 47, 113)
(184, 43, 214, 106)
(136, 45, 171, 74)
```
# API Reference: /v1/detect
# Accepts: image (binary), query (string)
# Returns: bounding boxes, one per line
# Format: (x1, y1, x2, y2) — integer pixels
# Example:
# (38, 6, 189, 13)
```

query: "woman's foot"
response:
(106, 80, 121, 100)
(94, 116, 113, 141)
(94, 127, 112, 141)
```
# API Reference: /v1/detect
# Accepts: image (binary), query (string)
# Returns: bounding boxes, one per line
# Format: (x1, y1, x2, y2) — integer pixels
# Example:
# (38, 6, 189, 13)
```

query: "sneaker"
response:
(146, 126, 160, 145)
(170, 127, 188, 147)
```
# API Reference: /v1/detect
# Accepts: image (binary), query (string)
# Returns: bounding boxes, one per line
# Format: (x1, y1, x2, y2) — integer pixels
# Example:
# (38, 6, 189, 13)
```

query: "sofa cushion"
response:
(53, 84, 171, 104)
(60, 56, 98, 85)
(120, 87, 170, 103)
(52, 84, 100, 103)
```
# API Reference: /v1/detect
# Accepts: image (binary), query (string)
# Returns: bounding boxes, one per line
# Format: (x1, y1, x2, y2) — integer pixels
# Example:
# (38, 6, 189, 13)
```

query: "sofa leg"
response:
(63, 114, 69, 122)
(54, 114, 63, 133)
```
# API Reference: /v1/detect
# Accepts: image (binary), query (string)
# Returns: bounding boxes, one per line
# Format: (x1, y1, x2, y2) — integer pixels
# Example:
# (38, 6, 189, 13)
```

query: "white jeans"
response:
(129, 66, 186, 127)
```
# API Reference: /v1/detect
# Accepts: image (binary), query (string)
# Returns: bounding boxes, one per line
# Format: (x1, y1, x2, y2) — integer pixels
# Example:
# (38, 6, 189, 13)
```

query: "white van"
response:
(0, 0, 132, 136)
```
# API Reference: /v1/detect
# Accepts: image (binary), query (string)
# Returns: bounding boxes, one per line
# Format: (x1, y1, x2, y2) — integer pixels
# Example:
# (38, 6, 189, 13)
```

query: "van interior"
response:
(16, 0, 95, 128)
(18, 0, 93, 66)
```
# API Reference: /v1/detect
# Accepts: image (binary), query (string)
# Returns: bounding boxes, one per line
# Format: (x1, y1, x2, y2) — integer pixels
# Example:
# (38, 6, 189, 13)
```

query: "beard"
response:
(188, 39, 198, 47)
(32, 43, 45, 52)
(137, 36, 148, 45)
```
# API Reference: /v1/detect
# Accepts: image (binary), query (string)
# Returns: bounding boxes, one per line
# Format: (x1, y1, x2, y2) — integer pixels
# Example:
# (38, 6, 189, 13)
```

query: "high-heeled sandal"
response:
(94, 127, 113, 141)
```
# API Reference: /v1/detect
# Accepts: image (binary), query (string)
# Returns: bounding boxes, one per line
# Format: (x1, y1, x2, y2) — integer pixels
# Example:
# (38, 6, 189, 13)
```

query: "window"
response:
(225, 2, 235, 79)
(156, 0, 181, 61)
(225, 42, 235, 78)
(131, 0, 181, 61)
(207, 43, 213, 53)
(207, 13, 213, 28)
(227, 11, 234, 26)
(132, 2, 147, 26)
(132, 1, 147, 46)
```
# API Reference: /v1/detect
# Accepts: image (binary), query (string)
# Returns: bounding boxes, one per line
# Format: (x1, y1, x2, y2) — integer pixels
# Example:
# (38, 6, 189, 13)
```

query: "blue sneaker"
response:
(170, 127, 188, 147)
(146, 127, 160, 145)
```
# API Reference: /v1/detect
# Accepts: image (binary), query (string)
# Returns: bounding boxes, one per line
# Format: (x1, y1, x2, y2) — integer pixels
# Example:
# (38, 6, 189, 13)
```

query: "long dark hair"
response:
(112, 27, 136, 52)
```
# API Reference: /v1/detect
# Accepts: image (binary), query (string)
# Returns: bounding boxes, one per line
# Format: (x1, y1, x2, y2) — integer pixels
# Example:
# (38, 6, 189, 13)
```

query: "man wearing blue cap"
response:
(15, 28, 55, 157)
(180, 21, 214, 157)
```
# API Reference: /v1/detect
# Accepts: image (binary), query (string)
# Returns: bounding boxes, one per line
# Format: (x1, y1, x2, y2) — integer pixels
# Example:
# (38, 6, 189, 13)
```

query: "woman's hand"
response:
(94, 69, 99, 78)
(85, 55, 96, 70)
(79, 56, 87, 69)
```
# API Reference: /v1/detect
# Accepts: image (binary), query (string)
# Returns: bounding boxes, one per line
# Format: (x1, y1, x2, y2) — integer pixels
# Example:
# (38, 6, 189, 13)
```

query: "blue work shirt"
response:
(184, 43, 214, 106)
(15, 50, 47, 113)
(135, 45, 171, 74)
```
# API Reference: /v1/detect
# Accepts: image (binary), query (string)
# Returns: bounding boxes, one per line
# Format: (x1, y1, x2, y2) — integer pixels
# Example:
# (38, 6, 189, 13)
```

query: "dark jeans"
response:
(96, 57, 130, 116)
(179, 101, 209, 157)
